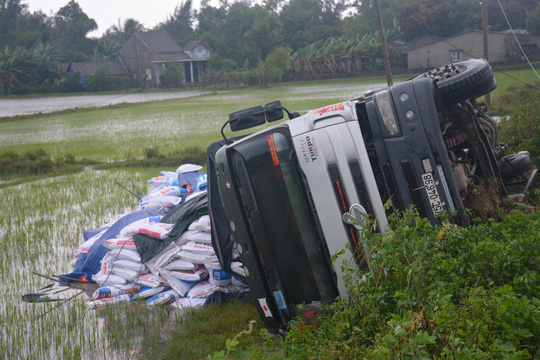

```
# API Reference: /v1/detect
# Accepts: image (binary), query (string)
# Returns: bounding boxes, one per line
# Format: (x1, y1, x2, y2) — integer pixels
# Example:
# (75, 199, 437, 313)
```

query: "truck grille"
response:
(382, 163, 403, 212)
(348, 160, 375, 222)
(328, 165, 367, 268)
(400, 161, 428, 218)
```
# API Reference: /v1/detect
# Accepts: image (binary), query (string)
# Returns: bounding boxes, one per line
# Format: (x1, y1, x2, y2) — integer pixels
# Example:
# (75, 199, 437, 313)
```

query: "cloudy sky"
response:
(25, 0, 187, 37)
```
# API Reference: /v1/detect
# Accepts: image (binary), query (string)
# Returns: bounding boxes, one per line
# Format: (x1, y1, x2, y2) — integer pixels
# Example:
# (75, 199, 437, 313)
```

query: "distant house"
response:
(117, 31, 211, 87)
(391, 29, 540, 70)
(58, 61, 128, 83)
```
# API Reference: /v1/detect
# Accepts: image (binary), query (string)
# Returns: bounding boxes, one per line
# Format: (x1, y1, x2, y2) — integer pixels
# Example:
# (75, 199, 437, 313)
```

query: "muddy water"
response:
(0, 90, 209, 117)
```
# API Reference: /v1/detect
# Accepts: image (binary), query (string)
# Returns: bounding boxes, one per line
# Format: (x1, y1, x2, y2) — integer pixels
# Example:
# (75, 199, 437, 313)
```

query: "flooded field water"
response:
(0, 90, 209, 117)
(0, 168, 183, 359)
(0, 80, 387, 358)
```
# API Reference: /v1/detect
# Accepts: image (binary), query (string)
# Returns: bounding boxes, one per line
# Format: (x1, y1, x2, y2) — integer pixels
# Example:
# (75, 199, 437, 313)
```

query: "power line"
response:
(381, 1, 540, 91)
(496, 0, 540, 80)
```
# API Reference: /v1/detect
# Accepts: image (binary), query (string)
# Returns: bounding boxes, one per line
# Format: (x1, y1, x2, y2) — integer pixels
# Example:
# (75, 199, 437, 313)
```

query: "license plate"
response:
(421, 172, 443, 215)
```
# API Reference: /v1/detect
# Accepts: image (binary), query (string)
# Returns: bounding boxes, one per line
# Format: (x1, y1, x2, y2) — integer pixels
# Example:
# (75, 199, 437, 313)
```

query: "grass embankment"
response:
(0, 67, 538, 358)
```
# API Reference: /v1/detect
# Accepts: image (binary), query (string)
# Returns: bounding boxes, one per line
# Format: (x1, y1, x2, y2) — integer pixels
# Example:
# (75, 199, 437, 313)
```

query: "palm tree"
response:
(0, 46, 39, 94)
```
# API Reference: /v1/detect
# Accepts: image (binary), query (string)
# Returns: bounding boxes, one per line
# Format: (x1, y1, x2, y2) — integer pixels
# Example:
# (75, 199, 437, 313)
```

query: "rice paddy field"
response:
(0, 69, 535, 359)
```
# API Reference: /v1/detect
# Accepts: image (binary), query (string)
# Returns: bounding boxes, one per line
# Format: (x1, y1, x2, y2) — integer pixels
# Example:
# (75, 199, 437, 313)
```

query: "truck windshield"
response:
(232, 129, 337, 306)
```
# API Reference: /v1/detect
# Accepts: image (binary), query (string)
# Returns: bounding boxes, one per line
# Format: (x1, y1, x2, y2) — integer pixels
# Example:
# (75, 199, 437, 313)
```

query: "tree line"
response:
(1, 0, 538, 93)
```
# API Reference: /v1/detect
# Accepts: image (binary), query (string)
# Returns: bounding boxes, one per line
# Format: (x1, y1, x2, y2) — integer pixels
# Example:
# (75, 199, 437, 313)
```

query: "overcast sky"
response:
(25, 0, 187, 37)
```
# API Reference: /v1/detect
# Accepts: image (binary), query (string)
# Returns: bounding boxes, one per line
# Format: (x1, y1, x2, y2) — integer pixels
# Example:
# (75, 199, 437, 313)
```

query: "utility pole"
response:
(482, 0, 490, 106)
(374, 0, 393, 87)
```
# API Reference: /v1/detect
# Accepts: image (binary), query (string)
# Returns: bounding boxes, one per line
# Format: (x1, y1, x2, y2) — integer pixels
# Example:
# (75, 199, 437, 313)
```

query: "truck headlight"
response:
(375, 90, 400, 136)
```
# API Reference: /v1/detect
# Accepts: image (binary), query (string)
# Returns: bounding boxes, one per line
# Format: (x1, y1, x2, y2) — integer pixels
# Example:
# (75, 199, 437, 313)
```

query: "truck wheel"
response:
(499, 151, 534, 182)
(417, 59, 497, 105)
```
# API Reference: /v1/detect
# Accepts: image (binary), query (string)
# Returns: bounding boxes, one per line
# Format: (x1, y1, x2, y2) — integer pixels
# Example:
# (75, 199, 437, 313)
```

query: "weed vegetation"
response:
(0, 73, 538, 359)
(220, 209, 539, 359)
(498, 84, 540, 165)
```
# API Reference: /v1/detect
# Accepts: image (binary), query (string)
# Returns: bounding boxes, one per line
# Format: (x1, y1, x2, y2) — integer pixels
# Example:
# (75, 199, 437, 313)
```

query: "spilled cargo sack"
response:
(162, 259, 199, 271)
(182, 242, 215, 255)
(136, 274, 165, 288)
(170, 268, 209, 282)
(187, 281, 217, 299)
(91, 283, 142, 300)
(160, 270, 196, 297)
(133, 193, 208, 263)
(178, 250, 218, 264)
(174, 297, 206, 310)
(92, 273, 129, 286)
(108, 248, 142, 263)
(112, 260, 148, 273)
(103, 237, 138, 251)
(193, 215, 211, 232)
(205, 262, 232, 286)
(146, 289, 180, 306)
(119, 217, 163, 237)
(86, 294, 134, 309)
(134, 286, 171, 299)
(185, 231, 212, 245)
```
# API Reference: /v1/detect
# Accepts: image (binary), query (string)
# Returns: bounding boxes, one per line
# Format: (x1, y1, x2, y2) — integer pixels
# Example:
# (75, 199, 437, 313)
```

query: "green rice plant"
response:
(0, 166, 177, 359)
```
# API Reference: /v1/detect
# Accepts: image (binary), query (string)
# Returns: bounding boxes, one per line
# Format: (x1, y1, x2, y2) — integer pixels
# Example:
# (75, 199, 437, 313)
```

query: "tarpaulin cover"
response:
(133, 192, 208, 263)
(203, 291, 252, 306)
(62, 209, 160, 282)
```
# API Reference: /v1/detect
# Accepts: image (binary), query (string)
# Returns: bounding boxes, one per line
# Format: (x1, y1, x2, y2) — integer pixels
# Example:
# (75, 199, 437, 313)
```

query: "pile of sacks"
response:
(69, 164, 248, 310)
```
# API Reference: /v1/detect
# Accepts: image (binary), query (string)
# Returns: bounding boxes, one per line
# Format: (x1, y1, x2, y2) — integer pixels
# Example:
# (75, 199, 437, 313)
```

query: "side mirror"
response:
(229, 106, 265, 132)
(264, 101, 284, 122)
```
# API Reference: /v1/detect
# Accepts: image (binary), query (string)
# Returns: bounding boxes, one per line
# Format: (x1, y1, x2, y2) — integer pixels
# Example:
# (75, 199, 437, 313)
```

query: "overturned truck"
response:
(208, 59, 536, 333)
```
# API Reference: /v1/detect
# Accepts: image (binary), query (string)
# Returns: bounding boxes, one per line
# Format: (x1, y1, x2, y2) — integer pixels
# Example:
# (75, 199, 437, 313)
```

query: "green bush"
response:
(281, 209, 540, 359)
(498, 85, 540, 165)
(159, 62, 184, 88)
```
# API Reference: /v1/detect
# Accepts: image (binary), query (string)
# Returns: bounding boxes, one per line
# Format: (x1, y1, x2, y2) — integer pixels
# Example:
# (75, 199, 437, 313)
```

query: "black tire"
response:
(417, 58, 497, 106)
(499, 151, 534, 182)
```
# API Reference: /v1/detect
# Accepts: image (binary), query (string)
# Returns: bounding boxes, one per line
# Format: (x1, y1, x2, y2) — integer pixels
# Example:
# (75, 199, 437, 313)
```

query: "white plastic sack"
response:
(160, 171, 178, 180)
(103, 237, 138, 251)
(174, 298, 206, 310)
(76, 228, 108, 255)
(197, 173, 207, 191)
(86, 294, 134, 309)
(194, 215, 211, 232)
(91, 283, 142, 300)
(136, 273, 165, 288)
(205, 262, 232, 286)
(143, 186, 182, 199)
(176, 164, 202, 173)
(184, 190, 207, 203)
(137, 196, 181, 214)
(139, 222, 175, 240)
(113, 260, 148, 273)
(145, 289, 180, 306)
(170, 268, 209, 282)
(148, 176, 179, 187)
(187, 281, 218, 299)
(112, 267, 141, 282)
(146, 244, 182, 274)
(178, 250, 218, 264)
(134, 286, 171, 299)
(119, 218, 170, 238)
(182, 242, 215, 255)
(108, 248, 141, 263)
(162, 259, 199, 271)
(92, 273, 129, 286)
(160, 270, 196, 297)
(186, 231, 212, 244)
(176, 230, 199, 244)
